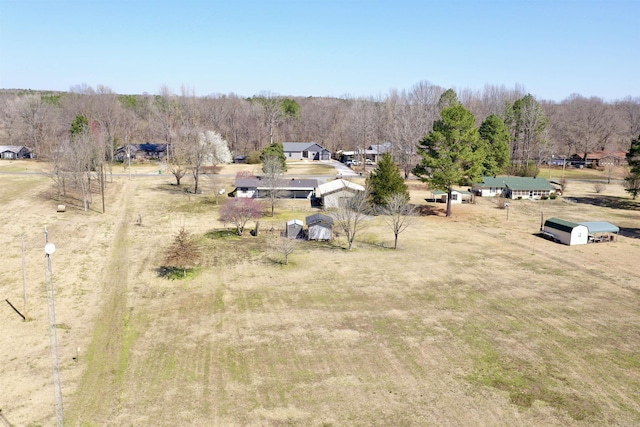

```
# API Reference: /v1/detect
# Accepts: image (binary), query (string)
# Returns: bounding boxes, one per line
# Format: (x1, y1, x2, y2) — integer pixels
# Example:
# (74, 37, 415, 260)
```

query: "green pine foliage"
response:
(413, 102, 483, 217)
(260, 142, 287, 172)
(624, 134, 640, 199)
(366, 153, 409, 207)
(479, 114, 511, 175)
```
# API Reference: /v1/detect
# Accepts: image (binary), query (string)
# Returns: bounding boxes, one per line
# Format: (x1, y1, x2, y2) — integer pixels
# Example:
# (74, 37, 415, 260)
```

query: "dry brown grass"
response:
(1, 161, 639, 426)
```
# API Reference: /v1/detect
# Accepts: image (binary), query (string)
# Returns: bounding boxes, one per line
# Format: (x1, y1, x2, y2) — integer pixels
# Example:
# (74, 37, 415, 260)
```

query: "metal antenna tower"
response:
(44, 229, 64, 426)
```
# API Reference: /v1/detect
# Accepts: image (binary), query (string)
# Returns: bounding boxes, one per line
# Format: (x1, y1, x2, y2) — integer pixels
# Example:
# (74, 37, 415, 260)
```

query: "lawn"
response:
(1, 161, 639, 426)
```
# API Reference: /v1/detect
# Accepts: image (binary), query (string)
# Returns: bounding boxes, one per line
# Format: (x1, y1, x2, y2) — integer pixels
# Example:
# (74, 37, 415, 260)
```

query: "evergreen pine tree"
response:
(366, 153, 409, 207)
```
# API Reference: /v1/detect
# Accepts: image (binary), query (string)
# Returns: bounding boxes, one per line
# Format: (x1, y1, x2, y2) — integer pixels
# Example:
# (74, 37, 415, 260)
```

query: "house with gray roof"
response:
(473, 176, 555, 199)
(282, 142, 331, 161)
(0, 145, 32, 160)
(234, 177, 318, 199)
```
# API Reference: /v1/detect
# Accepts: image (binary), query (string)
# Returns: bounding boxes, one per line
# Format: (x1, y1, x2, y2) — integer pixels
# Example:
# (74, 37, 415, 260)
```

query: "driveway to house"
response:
(326, 159, 358, 178)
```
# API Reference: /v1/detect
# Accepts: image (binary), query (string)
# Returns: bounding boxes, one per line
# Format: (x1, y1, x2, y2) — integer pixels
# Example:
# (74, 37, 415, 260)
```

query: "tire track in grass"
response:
(66, 181, 135, 425)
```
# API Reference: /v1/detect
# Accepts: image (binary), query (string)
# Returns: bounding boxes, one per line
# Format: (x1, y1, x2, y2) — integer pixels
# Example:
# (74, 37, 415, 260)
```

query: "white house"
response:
(234, 177, 318, 199)
(315, 179, 365, 209)
(542, 218, 589, 245)
(282, 142, 331, 161)
(473, 176, 555, 199)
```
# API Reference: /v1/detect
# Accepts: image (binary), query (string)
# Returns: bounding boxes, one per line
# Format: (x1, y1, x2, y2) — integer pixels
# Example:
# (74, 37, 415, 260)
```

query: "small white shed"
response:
(543, 217, 589, 245)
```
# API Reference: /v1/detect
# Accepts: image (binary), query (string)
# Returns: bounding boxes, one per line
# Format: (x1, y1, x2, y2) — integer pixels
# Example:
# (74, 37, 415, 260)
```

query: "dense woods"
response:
(1, 82, 638, 173)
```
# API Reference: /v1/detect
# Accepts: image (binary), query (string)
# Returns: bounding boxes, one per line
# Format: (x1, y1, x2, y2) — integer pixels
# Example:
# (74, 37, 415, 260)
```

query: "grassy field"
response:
(1, 160, 639, 426)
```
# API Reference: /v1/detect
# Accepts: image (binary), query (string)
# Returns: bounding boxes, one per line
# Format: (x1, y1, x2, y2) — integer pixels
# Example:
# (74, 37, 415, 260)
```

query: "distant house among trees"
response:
(473, 176, 555, 199)
(569, 151, 627, 167)
(114, 143, 168, 162)
(282, 142, 331, 161)
(315, 179, 365, 209)
(234, 176, 318, 199)
(0, 145, 32, 160)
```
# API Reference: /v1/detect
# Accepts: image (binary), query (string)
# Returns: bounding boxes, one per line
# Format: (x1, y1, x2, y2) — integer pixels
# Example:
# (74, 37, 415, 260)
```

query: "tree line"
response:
(1, 82, 639, 175)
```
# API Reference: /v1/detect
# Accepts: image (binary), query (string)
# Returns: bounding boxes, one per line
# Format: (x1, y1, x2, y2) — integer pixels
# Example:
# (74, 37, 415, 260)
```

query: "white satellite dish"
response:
(45, 242, 56, 255)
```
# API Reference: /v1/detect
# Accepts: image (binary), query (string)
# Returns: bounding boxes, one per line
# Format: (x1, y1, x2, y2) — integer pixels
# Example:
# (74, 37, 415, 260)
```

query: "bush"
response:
(593, 182, 606, 193)
(549, 193, 558, 200)
(246, 151, 262, 164)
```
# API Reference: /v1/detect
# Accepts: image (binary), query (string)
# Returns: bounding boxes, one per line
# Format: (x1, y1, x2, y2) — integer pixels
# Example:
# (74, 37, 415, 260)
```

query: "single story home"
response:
(429, 189, 473, 204)
(315, 179, 365, 209)
(115, 143, 168, 161)
(306, 213, 334, 241)
(542, 218, 589, 245)
(570, 151, 627, 167)
(0, 145, 32, 160)
(234, 177, 318, 199)
(473, 176, 555, 199)
(282, 142, 331, 161)
(337, 148, 378, 164)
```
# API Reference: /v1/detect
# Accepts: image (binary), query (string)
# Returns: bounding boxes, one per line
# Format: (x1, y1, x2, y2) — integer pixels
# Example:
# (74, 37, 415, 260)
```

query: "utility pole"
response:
(44, 229, 64, 427)
(21, 233, 28, 320)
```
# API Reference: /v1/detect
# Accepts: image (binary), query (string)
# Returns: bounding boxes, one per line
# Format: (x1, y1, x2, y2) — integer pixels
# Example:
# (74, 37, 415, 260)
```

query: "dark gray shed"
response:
(306, 213, 334, 241)
(286, 219, 304, 239)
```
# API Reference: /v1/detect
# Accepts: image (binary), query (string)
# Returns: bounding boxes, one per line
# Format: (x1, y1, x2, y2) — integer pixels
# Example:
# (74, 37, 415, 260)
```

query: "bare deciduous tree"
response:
(272, 236, 300, 265)
(331, 190, 369, 251)
(377, 193, 416, 249)
(219, 198, 264, 235)
(262, 153, 286, 216)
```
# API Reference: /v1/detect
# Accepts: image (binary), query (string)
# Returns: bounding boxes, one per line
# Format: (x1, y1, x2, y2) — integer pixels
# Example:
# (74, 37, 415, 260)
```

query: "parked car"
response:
(351, 160, 362, 166)
(365, 159, 374, 165)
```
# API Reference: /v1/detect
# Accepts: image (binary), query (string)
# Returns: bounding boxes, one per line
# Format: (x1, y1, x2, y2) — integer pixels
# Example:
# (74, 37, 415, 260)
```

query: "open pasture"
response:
(0, 161, 639, 426)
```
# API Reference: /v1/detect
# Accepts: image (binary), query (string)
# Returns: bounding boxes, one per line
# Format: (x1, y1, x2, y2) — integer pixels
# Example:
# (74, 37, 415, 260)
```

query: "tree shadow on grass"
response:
(417, 203, 447, 216)
(569, 195, 640, 210)
(619, 227, 640, 239)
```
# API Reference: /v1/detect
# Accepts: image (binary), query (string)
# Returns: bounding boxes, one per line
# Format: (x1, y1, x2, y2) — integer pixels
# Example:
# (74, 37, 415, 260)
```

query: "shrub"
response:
(549, 193, 558, 200)
(246, 151, 262, 164)
(593, 182, 606, 193)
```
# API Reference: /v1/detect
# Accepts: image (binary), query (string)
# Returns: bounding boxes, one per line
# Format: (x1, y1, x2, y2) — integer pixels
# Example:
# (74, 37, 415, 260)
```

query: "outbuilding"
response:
(542, 217, 589, 245)
(315, 179, 365, 209)
(580, 221, 620, 243)
(286, 219, 304, 239)
(306, 213, 334, 241)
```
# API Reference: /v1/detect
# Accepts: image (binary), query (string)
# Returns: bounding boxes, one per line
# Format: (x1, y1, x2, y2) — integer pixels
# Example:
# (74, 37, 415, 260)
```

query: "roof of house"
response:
(432, 189, 472, 196)
(0, 145, 29, 153)
(573, 151, 627, 160)
(579, 221, 619, 234)
(544, 217, 585, 233)
(287, 219, 303, 226)
(475, 176, 554, 191)
(316, 179, 365, 196)
(116, 143, 167, 153)
(282, 142, 328, 152)
(369, 142, 393, 154)
(306, 213, 334, 225)
(235, 177, 318, 190)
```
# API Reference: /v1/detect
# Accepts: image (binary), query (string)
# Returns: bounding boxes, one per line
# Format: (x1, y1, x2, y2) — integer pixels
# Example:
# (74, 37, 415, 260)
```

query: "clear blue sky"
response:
(0, 0, 637, 101)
